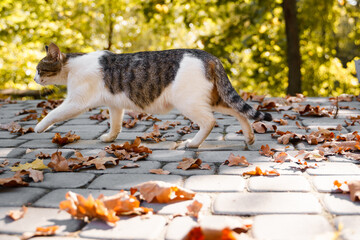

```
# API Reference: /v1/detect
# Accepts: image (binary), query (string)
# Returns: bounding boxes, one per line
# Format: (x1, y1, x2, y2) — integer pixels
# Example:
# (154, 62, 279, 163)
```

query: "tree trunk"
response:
(283, 0, 302, 95)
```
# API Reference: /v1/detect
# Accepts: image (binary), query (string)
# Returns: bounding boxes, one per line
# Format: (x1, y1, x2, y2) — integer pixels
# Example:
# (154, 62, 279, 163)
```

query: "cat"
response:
(34, 43, 272, 148)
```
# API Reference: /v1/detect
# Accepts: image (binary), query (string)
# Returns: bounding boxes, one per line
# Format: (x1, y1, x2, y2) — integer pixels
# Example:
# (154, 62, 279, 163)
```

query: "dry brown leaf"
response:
(22, 168, 44, 182)
(158, 121, 181, 130)
(21, 225, 60, 240)
(48, 152, 71, 172)
(120, 163, 139, 169)
(224, 153, 250, 166)
(329, 94, 353, 102)
(252, 121, 277, 133)
(37, 109, 49, 122)
(296, 104, 332, 117)
(243, 166, 280, 176)
(130, 181, 195, 203)
(290, 160, 318, 172)
(122, 118, 138, 128)
(82, 151, 118, 170)
(37, 99, 63, 109)
(105, 137, 152, 161)
(333, 180, 349, 192)
(0, 171, 28, 187)
(259, 144, 275, 157)
(283, 114, 297, 120)
(177, 158, 210, 170)
(185, 225, 251, 240)
(7, 206, 28, 221)
(256, 101, 277, 111)
(273, 152, 290, 163)
(177, 126, 193, 135)
(52, 132, 80, 146)
(140, 124, 165, 142)
(90, 109, 110, 122)
(348, 180, 360, 201)
(0, 159, 9, 168)
(273, 118, 288, 125)
(16, 109, 37, 116)
(295, 121, 309, 130)
(20, 113, 38, 122)
(285, 93, 306, 103)
(149, 169, 171, 175)
(186, 200, 203, 218)
(35, 152, 50, 159)
(0, 122, 34, 135)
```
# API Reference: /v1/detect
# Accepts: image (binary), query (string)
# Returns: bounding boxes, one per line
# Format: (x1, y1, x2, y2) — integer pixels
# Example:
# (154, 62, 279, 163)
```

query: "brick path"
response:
(0, 98, 359, 239)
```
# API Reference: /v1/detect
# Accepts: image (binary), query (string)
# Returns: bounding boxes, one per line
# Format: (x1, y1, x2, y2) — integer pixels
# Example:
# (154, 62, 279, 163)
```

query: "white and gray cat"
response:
(34, 43, 272, 148)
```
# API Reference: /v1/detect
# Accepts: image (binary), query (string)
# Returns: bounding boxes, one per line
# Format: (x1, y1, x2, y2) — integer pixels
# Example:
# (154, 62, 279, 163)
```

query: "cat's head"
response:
(34, 43, 67, 85)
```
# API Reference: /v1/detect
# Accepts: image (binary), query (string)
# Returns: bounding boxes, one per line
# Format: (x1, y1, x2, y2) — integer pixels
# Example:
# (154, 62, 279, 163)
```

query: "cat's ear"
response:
(47, 43, 62, 60)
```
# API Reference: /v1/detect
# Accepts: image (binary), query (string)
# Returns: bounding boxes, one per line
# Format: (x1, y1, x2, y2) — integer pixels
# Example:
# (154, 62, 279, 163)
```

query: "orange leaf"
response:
(186, 200, 203, 218)
(7, 206, 27, 221)
(52, 132, 80, 146)
(259, 144, 274, 157)
(243, 166, 280, 176)
(130, 181, 195, 203)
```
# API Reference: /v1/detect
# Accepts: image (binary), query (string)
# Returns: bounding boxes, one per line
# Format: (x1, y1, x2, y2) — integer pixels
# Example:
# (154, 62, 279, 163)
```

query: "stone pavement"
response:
(0, 97, 359, 240)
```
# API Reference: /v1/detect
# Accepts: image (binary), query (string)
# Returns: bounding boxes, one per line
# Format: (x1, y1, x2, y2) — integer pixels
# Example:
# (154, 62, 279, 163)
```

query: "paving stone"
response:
(80, 160, 161, 174)
(16, 132, 57, 140)
(252, 214, 334, 240)
(51, 125, 108, 133)
(29, 172, 95, 188)
(0, 235, 19, 240)
(219, 162, 302, 175)
(0, 139, 27, 148)
(33, 189, 119, 208)
(181, 132, 224, 141)
(18, 140, 61, 148)
(328, 155, 358, 163)
(323, 194, 360, 215)
(247, 141, 294, 151)
(0, 148, 26, 158)
(141, 141, 177, 150)
(63, 118, 99, 125)
(293, 142, 318, 150)
(225, 132, 274, 141)
(213, 192, 321, 215)
(248, 176, 311, 192)
(88, 174, 183, 190)
(0, 132, 16, 139)
(306, 162, 360, 175)
(62, 140, 113, 149)
(80, 215, 166, 239)
(166, 215, 249, 240)
(163, 163, 215, 176)
(184, 175, 245, 192)
(334, 216, 360, 240)
(307, 126, 348, 134)
(0, 187, 48, 207)
(302, 118, 348, 127)
(178, 141, 246, 151)
(146, 150, 194, 162)
(198, 150, 271, 163)
(142, 194, 211, 215)
(22, 148, 75, 159)
(0, 207, 84, 235)
(312, 176, 360, 193)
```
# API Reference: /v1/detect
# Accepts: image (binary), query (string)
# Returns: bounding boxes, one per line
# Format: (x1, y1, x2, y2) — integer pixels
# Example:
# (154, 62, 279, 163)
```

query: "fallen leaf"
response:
(82, 151, 118, 170)
(120, 163, 139, 169)
(273, 152, 290, 163)
(283, 114, 297, 120)
(140, 124, 165, 142)
(185, 226, 250, 240)
(259, 144, 275, 157)
(296, 104, 332, 117)
(7, 206, 28, 221)
(90, 109, 110, 122)
(149, 169, 171, 175)
(10, 158, 49, 171)
(48, 152, 71, 172)
(224, 153, 250, 166)
(20, 113, 38, 122)
(186, 200, 203, 218)
(0, 159, 9, 168)
(177, 158, 210, 170)
(256, 101, 277, 111)
(295, 121, 309, 130)
(348, 180, 360, 201)
(158, 121, 181, 130)
(22, 168, 44, 182)
(285, 93, 306, 103)
(290, 160, 318, 172)
(177, 126, 193, 135)
(0, 122, 34, 135)
(0, 171, 28, 187)
(122, 118, 138, 128)
(252, 121, 277, 133)
(35, 152, 51, 159)
(329, 94, 353, 102)
(21, 225, 59, 240)
(52, 132, 80, 146)
(37, 109, 49, 122)
(105, 137, 152, 161)
(333, 180, 349, 192)
(16, 109, 37, 116)
(273, 119, 288, 125)
(243, 166, 280, 176)
(37, 99, 63, 109)
(130, 181, 195, 203)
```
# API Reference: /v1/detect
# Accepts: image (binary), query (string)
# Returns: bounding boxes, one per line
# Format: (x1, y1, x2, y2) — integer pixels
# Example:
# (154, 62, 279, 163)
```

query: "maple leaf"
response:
(259, 144, 275, 157)
(7, 206, 28, 221)
(21, 168, 44, 182)
(252, 121, 277, 133)
(224, 153, 250, 166)
(273, 118, 288, 125)
(105, 137, 152, 161)
(21, 225, 59, 240)
(52, 132, 80, 146)
(130, 181, 195, 203)
(149, 169, 171, 175)
(90, 109, 110, 122)
(82, 151, 118, 170)
(59, 191, 119, 223)
(122, 118, 138, 128)
(186, 200, 203, 218)
(10, 158, 48, 171)
(0, 171, 29, 187)
(243, 166, 280, 176)
(140, 124, 165, 142)
(48, 152, 71, 172)
(348, 180, 360, 202)
(177, 158, 211, 170)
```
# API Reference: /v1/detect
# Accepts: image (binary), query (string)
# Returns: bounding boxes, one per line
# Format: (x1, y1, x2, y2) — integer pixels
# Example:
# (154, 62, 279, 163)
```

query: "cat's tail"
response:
(209, 60, 272, 121)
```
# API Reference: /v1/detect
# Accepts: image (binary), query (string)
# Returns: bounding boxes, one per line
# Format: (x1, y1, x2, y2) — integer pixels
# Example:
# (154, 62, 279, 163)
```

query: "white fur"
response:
(35, 51, 252, 147)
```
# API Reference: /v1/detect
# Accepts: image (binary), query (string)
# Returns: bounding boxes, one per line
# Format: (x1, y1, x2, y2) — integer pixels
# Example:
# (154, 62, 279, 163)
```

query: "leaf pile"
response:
(59, 190, 152, 223)
(52, 132, 80, 146)
(105, 137, 152, 161)
(130, 181, 195, 203)
(177, 158, 211, 170)
(0, 122, 34, 135)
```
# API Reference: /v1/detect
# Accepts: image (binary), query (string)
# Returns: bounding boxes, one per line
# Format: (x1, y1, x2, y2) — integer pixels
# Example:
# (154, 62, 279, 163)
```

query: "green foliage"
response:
(0, 0, 359, 98)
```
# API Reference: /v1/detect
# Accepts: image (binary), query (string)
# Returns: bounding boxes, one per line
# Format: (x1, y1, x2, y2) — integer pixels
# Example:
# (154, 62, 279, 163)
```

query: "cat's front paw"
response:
(246, 134, 255, 145)
(34, 123, 46, 133)
(100, 133, 117, 142)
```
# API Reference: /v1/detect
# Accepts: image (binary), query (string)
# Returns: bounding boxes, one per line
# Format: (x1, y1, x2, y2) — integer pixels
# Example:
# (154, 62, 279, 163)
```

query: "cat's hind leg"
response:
(100, 107, 124, 142)
(213, 105, 255, 145)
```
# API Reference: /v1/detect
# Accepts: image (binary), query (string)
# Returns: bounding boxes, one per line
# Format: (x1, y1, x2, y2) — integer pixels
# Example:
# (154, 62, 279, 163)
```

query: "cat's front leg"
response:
(100, 107, 124, 142)
(35, 102, 85, 133)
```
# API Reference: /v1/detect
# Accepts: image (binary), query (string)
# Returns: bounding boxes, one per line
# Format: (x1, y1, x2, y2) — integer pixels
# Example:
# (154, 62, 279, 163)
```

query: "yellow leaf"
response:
(10, 159, 49, 171)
